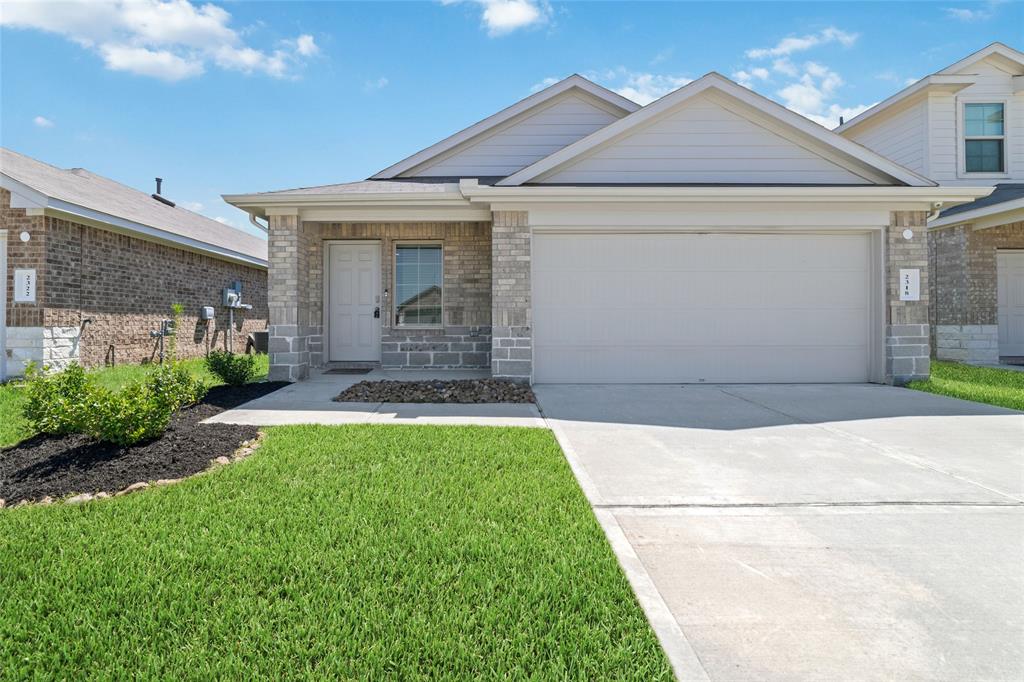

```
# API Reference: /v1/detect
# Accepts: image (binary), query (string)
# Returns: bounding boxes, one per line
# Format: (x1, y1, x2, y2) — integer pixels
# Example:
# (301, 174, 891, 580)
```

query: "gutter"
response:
(928, 195, 1024, 230)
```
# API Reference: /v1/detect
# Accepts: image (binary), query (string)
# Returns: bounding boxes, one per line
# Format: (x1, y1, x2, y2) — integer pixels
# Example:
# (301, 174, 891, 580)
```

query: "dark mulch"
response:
(334, 379, 535, 404)
(0, 382, 288, 506)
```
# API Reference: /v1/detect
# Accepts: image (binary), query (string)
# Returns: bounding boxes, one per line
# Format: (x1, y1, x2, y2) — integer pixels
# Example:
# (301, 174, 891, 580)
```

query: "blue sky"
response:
(2, 1, 1021, 236)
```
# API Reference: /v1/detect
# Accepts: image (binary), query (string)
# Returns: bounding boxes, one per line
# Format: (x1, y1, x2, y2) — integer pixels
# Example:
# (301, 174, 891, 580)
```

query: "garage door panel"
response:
(533, 232, 873, 383)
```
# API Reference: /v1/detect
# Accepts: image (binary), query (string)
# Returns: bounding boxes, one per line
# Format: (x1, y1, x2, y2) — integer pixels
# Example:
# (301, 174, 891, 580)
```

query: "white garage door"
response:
(533, 232, 873, 383)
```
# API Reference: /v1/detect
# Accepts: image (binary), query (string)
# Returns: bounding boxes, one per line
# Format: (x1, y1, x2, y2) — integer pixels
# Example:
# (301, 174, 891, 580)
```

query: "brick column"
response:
(886, 211, 930, 384)
(491, 210, 532, 382)
(267, 213, 313, 381)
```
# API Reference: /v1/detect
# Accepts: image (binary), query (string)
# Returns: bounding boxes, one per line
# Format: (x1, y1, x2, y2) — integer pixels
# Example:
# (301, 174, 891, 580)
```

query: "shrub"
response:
(22, 362, 99, 436)
(205, 350, 258, 387)
(146, 363, 207, 411)
(87, 383, 173, 446)
(86, 364, 207, 446)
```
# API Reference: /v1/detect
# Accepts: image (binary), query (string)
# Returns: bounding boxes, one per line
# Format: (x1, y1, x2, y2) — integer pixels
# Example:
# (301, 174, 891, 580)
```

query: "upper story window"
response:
(964, 103, 1005, 173)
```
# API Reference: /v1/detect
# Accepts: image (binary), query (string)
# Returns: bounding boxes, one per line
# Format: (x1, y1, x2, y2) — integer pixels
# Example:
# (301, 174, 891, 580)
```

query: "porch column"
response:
(267, 211, 313, 381)
(885, 210, 930, 384)
(491, 210, 532, 382)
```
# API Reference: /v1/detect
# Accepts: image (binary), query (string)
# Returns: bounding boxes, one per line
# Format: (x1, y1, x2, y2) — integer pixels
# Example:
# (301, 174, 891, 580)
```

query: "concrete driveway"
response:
(534, 384, 1024, 681)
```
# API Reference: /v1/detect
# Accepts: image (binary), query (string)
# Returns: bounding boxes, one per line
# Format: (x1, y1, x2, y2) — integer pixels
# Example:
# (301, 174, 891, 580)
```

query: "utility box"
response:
(199, 306, 215, 321)
(223, 288, 240, 308)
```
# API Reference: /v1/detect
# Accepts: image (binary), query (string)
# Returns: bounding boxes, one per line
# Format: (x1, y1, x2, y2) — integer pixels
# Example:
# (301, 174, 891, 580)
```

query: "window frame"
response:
(392, 240, 444, 329)
(958, 98, 1009, 178)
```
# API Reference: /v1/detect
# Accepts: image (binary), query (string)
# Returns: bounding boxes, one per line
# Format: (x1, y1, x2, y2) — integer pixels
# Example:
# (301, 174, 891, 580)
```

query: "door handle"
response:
(373, 306, 380, 319)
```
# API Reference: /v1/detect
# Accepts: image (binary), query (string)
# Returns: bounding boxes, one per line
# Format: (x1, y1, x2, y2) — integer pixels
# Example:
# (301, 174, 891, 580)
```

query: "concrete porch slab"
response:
(203, 368, 544, 427)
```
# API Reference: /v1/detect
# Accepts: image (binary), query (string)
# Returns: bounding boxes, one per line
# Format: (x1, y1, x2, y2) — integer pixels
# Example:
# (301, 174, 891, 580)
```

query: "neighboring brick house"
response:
(1, 148, 268, 380)
(225, 73, 989, 385)
(838, 42, 1024, 364)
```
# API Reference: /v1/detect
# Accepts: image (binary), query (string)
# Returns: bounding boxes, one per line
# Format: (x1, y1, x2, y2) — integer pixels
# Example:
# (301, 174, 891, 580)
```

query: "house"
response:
(224, 73, 989, 385)
(837, 42, 1024, 364)
(1, 148, 268, 380)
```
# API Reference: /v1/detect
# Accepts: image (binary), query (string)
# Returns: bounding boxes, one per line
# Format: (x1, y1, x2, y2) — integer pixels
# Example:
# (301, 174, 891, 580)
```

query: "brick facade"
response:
(929, 221, 1024, 363)
(2, 188, 267, 376)
(490, 211, 532, 381)
(885, 211, 931, 384)
(267, 219, 492, 381)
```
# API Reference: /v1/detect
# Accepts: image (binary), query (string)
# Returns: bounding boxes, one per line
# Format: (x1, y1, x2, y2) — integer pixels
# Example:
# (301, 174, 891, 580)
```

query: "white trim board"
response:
(371, 75, 639, 179)
(498, 73, 937, 187)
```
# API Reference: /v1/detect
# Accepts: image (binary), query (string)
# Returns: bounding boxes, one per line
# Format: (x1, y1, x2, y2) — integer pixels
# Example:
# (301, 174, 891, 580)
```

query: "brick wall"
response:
(490, 210, 532, 381)
(886, 211, 930, 384)
(2, 188, 268, 374)
(269, 221, 492, 376)
(929, 220, 1024, 363)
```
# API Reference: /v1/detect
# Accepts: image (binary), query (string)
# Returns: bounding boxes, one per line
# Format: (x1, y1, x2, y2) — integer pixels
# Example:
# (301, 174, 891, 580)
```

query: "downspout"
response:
(926, 201, 944, 223)
(248, 211, 269, 232)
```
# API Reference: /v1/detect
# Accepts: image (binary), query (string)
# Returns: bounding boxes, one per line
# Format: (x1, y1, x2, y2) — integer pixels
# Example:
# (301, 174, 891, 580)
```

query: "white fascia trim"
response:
(369, 75, 640, 179)
(938, 42, 1024, 76)
(835, 75, 977, 135)
(462, 179, 991, 205)
(224, 189, 485, 222)
(498, 73, 936, 188)
(929, 197, 1024, 230)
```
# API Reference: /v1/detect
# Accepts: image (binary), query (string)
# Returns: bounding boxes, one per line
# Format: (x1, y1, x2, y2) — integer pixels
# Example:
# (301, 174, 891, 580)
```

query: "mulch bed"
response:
(0, 382, 288, 506)
(334, 378, 535, 404)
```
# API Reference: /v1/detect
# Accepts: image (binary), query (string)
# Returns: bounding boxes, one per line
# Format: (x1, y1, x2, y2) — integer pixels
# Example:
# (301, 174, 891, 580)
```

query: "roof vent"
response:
(152, 177, 175, 207)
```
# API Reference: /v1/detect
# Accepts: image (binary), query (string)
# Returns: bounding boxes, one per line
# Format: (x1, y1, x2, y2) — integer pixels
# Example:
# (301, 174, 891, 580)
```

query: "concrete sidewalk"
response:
(203, 369, 545, 428)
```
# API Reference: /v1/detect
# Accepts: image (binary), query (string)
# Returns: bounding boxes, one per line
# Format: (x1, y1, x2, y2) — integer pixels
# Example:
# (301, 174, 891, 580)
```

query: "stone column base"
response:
(935, 325, 1000, 364)
(268, 324, 317, 382)
(886, 323, 930, 385)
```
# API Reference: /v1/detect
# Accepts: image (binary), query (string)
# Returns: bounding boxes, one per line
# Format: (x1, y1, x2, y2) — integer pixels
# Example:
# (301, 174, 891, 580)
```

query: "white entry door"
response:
(532, 232, 874, 383)
(997, 251, 1024, 357)
(328, 242, 381, 362)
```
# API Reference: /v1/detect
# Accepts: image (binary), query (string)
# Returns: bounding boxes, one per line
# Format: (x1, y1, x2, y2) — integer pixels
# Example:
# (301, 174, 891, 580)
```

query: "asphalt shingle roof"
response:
(939, 183, 1024, 218)
(1, 147, 267, 264)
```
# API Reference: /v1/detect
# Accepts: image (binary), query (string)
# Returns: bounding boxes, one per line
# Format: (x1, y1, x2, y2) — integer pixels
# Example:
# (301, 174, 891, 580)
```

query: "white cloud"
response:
(944, 1, 1003, 21)
(772, 61, 873, 128)
(529, 76, 560, 92)
(364, 76, 389, 91)
(182, 201, 204, 211)
(33, 115, 55, 128)
(772, 58, 799, 77)
(214, 216, 231, 225)
(747, 26, 858, 59)
(602, 70, 692, 105)
(650, 47, 673, 66)
(733, 67, 770, 88)
(444, 0, 550, 36)
(0, 1, 319, 81)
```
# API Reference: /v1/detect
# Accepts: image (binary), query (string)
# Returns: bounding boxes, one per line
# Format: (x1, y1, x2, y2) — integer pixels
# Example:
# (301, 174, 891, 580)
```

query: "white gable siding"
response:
(538, 93, 870, 185)
(844, 99, 928, 175)
(929, 58, 1024, 184)
(408, 93, 623, 178)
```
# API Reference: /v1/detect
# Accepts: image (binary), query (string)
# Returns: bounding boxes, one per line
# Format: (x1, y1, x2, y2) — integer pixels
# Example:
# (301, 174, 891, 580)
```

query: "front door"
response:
(328, 242, 381, 362)
(997, 250, 1024, 357)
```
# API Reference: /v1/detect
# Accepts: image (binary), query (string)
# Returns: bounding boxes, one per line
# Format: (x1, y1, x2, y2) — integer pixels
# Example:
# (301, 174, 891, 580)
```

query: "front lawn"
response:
(908, 360, 1024, 411)
(0, 425, 672, 679)
(0, 355, 269, 448)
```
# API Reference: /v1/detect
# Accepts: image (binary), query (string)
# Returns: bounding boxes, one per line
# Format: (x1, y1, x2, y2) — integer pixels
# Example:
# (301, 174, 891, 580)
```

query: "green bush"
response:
(87, 363, 207, 446)
(22, 362, 100, 436)
(87, 383, 173, 446)
(204, 350, 258, 387)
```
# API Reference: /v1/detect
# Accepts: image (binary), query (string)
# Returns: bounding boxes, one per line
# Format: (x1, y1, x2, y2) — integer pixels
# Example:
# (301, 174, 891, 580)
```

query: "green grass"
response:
(0, 355, 269, 448)
(0, 425, 672, 679)
(908, 360, 1024, 411)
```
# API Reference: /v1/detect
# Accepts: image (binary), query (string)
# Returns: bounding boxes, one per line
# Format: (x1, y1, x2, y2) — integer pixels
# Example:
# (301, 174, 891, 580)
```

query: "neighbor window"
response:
(964, 103, 1005, 173)
(395, 244, 442, 326)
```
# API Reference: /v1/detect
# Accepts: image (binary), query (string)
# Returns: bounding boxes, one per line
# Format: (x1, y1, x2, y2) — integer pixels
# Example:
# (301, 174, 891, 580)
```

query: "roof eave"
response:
(836, 75, 978, 135)
(929, 196, 1024, 230)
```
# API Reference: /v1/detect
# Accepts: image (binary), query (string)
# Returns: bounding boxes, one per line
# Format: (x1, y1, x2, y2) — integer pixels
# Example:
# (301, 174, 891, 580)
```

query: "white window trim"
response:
(393, 240, 444, 329)
(957, 97, 1010, 179)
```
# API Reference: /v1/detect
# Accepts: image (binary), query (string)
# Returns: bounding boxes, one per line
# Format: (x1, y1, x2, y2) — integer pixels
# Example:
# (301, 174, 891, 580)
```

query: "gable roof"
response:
(836, 42, 1024, 135)
(498, 73, 936, 187)
(370, 74, 639, 179)
(1, 147, 267, 267)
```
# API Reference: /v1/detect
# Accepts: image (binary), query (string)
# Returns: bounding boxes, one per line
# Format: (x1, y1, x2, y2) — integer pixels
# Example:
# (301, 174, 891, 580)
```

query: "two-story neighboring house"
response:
(837, 42, 1024, 364)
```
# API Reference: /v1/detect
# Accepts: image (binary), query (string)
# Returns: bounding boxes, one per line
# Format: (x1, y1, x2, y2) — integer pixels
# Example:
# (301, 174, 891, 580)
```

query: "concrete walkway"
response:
(534, 383, 1024, 681)
(203, 369, 544, 427)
